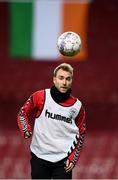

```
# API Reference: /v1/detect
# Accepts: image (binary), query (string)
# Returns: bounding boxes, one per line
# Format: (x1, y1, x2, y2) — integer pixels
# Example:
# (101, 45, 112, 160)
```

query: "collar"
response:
(50, 86, 71, 103)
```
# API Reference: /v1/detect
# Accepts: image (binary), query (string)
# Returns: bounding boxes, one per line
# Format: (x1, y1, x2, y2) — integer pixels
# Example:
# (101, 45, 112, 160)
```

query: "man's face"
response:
(53, 69, 73, 93)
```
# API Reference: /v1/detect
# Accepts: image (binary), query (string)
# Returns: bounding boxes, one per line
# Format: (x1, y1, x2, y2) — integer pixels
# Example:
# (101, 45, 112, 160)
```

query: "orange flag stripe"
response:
(60, 2, 90, 60)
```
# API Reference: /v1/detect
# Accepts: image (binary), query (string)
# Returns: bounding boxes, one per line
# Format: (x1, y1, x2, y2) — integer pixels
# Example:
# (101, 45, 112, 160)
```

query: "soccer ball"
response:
(57, 31, 82, 57)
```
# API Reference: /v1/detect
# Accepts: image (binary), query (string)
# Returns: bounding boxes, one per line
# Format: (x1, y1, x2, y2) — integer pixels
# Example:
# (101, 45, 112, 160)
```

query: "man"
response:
(17, 63, 86, 179)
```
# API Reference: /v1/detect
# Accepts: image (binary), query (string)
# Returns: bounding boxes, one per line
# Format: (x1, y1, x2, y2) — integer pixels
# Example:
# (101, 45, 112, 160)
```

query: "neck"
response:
(50, 86, 71, 103)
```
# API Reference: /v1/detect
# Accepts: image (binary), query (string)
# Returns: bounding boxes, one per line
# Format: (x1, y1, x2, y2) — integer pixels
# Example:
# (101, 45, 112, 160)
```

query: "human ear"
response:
(53, 77, 56, 84)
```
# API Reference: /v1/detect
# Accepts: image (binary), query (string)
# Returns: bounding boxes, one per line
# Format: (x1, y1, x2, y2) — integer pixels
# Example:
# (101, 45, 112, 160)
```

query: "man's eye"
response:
(59, 76, 64, 80)
(58, 76, 72, 81)
(66, 77, 71, 81)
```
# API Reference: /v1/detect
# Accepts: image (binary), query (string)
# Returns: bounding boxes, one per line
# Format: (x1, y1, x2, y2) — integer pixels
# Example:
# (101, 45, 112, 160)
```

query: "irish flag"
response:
(10, 0, 92, 61)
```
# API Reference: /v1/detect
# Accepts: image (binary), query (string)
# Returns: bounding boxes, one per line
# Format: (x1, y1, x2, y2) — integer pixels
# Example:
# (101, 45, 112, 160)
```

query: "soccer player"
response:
(17, 63, 86, 179)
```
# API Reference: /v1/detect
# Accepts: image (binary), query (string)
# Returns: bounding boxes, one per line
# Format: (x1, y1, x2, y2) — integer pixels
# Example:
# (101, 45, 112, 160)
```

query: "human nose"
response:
(62, 78, 66, 85)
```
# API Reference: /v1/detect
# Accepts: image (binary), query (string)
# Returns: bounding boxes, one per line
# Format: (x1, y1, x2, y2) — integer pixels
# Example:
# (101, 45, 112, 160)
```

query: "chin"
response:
(60, 89, 68, 93)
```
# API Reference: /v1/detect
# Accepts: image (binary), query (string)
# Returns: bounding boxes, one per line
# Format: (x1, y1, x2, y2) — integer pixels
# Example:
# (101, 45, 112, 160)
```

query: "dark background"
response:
(0, 0, 118, 178)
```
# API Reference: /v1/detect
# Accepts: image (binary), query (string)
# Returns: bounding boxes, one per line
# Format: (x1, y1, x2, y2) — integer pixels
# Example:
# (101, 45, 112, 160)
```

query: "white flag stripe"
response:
(32, 0, 63, 60)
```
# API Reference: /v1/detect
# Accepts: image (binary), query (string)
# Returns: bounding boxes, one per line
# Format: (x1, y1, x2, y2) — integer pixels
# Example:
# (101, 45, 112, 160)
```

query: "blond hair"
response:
(53, 63, 73, 77)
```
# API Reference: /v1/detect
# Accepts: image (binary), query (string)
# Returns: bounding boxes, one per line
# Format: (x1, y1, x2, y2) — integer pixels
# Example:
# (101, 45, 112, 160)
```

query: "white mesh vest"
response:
(30, 89, 82, 162)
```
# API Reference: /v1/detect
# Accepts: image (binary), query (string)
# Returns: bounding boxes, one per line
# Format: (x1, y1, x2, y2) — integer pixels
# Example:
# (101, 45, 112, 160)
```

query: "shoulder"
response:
(33, 89, 45, 97)
(32, 90, 45, 104)
(60, 95, 79, 107)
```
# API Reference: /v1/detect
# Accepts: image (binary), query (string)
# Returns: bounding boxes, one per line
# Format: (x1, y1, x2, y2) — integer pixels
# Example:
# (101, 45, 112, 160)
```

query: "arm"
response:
(65, 106, 86, 171)
(17, 90, 45, 138)
(17, 95, 34, 138)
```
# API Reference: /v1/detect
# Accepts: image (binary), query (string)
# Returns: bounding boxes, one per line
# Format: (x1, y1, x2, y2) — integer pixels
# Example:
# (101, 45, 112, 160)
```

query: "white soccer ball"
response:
(57, 31, 82, 57)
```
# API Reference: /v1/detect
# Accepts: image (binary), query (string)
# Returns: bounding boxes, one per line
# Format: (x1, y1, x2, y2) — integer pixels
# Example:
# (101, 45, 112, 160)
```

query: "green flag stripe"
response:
(10, 3, 33, 58)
